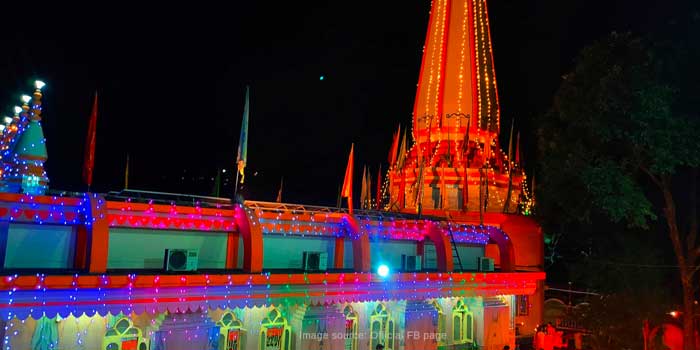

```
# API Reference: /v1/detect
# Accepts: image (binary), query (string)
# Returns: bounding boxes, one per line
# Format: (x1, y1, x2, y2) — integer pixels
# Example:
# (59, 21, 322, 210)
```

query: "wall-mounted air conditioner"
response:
(401, 255, 422, 271)
(302, 252, 327, 271)
(477, 256, 494, 272)
(164, 249, 199, 272)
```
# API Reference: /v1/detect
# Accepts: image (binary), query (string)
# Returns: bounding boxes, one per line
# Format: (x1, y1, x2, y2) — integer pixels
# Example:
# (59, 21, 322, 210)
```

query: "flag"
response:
(341, 144, 354, 213)
(82, 92, 98, 188)
(124, 153, 130, 189)
(503, 119, 515, 212)
(276, 177, 284, 203)
(396, 131, 407, 169)
(507, 119, 514, 166)
(388, 125, 401, 166)
(360, 166, 368, 209)
(237, 86, 250, 184)
(367, 169, 372, 210)
(376, 164, 382, 209)
(212, 168, 221, 197)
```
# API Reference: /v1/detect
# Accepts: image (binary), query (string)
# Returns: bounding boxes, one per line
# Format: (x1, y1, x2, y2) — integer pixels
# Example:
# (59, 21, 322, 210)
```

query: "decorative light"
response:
(0, 125, 4, 131)
(34, 81, 45, 90)
(20, 95, 31, 104)
(377, 264, 390, 278)
(13, 106, 22, 115)
(3, 117, 11, 124)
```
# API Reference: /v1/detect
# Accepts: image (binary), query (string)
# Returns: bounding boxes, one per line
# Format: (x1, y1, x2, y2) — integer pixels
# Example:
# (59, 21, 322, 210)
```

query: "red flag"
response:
(388, 125, 400, 166)
(341, 144, 354, 213)
(82, 92, 98, 188)
(376, 164, 382, 209)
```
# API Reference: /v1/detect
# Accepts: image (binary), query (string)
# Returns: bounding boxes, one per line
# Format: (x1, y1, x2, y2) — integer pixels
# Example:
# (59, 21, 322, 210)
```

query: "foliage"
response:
(536, 25, 700, 349)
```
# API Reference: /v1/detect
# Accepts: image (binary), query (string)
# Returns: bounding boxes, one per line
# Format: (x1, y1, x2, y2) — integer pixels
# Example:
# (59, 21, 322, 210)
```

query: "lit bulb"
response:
(4, 117, 12, 124)
(21, 95, 31, 104)
(0, 125, 5, 131)
(13, 106, 22, 114)
(35, 80, 45, 90)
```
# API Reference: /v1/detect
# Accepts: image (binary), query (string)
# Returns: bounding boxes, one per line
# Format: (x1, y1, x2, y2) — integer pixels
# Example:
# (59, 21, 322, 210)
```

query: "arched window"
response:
(102, 317, 149, 350)
(370, 303, 396, 350)
(217, 311, 245, 350)
(430, 300, 446, 347)
(259, 308, 291, 350)
(452, 299, 474, 345)
(343, 305, 359, 350)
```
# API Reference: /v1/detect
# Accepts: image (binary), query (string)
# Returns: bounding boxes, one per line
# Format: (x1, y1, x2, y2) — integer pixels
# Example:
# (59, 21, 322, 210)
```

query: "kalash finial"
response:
(30, 80, 44, 121)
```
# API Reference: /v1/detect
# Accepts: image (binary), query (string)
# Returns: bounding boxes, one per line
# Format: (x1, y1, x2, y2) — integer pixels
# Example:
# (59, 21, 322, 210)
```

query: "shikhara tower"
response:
(388, 0, 528, 214)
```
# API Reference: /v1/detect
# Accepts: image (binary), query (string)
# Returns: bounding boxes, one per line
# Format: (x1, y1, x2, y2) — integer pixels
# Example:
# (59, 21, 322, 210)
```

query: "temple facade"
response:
(0, 1, 543, 349)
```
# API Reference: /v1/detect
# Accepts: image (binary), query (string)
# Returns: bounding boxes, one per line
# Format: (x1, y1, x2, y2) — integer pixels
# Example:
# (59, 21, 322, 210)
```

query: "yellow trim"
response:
(259, 307, 291, 350)
(343, 306, 359, 350)
(452, 299, 474, 344)
(370, 303, 396, 350)
(102, 317, 149, 350)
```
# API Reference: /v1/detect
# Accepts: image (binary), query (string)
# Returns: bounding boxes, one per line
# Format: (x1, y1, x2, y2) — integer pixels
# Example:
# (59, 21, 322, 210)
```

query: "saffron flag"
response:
(124, 153, 130, 189)
(388, 125, 400, 166)
(396, 131, 407, 169)
(237, 86, 250, 184)
(82, 92, 98, 188)
(341, 144, 354, 213)
(276, 177, 283, 203)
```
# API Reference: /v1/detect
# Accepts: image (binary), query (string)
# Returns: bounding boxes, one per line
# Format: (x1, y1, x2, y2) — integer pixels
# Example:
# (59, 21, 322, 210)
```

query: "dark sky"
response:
(0, 1, 695, 206)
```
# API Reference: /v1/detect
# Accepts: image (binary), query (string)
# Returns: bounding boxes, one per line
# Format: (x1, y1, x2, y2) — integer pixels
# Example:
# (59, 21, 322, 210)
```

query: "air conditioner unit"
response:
(477, 257, 495, 272)
(164, 249, 199, 272)
(302, 252, 328, 271)
(401, 255, 422, 271)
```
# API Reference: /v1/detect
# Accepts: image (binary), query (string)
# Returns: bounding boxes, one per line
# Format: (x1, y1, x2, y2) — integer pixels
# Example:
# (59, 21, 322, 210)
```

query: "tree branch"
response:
(689, 168, 699, 261)
(640, 165, 662, 189)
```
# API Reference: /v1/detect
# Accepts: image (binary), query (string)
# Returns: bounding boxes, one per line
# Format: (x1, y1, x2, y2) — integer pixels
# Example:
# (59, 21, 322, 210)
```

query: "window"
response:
(259, 308, 291, 350)
(343, 306, 359, 350)
(102, 317, 148, 350)
(217, 311, 245, 350)
(430, 300, 446, 347)
(452, 299, 474, 344)
(370, 303, 396, 350)
(516, 295, 530, 316)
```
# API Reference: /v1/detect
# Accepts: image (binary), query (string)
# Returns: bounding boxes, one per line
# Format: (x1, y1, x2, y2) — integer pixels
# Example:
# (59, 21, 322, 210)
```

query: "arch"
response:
(430, 299, 447, 347)
(370, 303, 396, 350)
(452, 299, 474, 345)
(341, 214, 370, 272)
(234, 204, 263, 273)
(102, 317, 149, 350)
(424, 221, 454, 272)
(486, 227, 515, 272)
(259, 307, 291, 350)
(217, 311, 245, 350)
(343, 305, 359, 350)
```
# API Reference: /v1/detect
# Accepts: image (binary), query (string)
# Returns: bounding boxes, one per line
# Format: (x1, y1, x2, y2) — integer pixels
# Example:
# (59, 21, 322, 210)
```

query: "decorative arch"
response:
(234, 204, 263, 273)
(102, 317, 149, 350)
(370, 303, 397, 350)
(429, 300, 447, 347)
(424, 221, 453, 272)
(342, 214, 370, 272)
(217, 311, 245, 350)
(259, 307, 291, 350)
(343, 305, 359, 350)
(452, 299, 474, 345)
(486, 227, 515, 271)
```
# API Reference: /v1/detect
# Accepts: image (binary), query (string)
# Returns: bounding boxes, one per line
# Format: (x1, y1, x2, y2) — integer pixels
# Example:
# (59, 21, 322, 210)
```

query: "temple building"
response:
(0, 1, 543, 349)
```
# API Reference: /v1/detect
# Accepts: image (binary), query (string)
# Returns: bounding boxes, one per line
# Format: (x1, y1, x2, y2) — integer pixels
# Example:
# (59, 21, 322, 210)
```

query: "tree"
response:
(537, 30, 700, 350)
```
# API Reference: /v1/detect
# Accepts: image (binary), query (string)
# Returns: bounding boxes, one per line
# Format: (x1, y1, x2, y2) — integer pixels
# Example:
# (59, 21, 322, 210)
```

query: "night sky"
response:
(0, 0, 695, 206)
